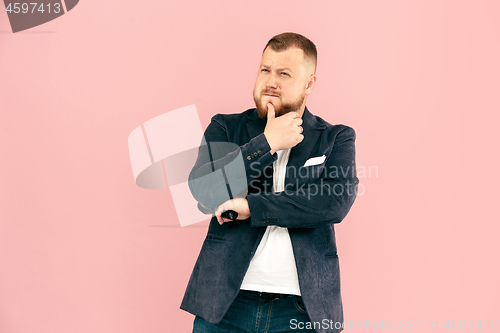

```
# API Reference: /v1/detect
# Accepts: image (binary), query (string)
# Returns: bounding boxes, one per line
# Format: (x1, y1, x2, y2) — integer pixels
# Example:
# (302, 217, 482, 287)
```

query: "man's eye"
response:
(281, 72, 290, 76)
(261, 69, 269, 72)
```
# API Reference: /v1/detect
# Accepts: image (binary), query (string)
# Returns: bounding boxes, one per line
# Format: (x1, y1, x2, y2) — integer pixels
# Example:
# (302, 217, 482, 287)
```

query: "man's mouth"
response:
(263, 93, 279, 98)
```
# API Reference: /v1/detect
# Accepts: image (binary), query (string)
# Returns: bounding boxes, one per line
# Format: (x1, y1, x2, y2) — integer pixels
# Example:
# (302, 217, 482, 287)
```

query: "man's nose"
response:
(266, 73, 278, 89)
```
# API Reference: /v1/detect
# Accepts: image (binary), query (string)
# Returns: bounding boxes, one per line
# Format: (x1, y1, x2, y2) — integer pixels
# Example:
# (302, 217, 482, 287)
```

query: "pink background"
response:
(1, 1, 499, 332)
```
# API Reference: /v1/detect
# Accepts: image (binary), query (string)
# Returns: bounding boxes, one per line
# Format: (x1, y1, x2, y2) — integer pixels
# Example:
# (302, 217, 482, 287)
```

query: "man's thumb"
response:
(267, 103, 275, 121)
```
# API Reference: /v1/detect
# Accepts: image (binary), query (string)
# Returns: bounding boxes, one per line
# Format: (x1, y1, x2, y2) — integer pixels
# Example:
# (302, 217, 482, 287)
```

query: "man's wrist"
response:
(264, 132, 277, 155)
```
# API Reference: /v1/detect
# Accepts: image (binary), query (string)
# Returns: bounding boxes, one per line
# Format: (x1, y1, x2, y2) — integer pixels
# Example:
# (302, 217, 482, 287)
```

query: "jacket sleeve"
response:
(247, 126, 358, 228)
(188, 114, 277, 210)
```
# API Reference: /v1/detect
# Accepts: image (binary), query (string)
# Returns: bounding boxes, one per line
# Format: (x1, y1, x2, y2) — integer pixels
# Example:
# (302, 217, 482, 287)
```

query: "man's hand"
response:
(215, 198, 251, 224)
(263, 103, 304, 154)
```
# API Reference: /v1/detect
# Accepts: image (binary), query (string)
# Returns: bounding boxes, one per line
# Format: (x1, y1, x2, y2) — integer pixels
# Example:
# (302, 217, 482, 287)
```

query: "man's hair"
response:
(263, 32, 317, 70)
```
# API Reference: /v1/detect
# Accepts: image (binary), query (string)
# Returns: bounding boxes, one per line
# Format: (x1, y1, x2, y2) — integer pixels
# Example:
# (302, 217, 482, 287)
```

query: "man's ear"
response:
(305, 74, 317, 96)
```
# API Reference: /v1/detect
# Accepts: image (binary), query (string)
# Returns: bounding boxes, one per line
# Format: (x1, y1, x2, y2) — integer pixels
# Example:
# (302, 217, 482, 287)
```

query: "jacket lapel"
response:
(287, 107, 326, 168)
(245, 110, 266, 140)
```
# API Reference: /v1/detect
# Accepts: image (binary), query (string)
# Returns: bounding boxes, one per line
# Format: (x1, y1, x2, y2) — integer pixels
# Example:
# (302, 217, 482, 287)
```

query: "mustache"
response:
(260, 90, 281, 98)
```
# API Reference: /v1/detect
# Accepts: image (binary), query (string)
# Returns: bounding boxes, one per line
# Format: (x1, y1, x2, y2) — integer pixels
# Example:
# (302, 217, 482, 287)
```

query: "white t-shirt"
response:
(240, 148, 301, 296)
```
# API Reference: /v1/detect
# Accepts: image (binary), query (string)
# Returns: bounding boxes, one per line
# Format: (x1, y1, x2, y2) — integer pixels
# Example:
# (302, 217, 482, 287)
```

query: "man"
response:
(181, 32, 358, 333)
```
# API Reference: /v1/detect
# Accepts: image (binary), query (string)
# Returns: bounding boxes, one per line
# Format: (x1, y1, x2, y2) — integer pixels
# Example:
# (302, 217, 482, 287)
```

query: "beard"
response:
(254, 89, 305, 119)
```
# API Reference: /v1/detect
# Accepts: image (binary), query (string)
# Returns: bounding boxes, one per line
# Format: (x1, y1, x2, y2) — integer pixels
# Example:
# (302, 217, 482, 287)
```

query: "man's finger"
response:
(217, 214, 230, 224)
(267, 103, 275, 121)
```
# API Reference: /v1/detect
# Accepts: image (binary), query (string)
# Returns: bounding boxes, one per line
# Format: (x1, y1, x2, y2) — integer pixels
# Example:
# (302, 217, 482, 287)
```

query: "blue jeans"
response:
(192, 290, 316, 333)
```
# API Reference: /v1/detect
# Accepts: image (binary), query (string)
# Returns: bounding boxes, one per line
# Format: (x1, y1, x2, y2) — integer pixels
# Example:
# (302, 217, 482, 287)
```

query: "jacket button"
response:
(257, 150, 262, 155)
(247, 156, 251, 160)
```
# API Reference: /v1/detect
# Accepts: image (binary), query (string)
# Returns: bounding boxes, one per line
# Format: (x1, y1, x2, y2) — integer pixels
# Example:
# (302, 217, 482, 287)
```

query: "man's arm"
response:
(246, 126, 358, 228)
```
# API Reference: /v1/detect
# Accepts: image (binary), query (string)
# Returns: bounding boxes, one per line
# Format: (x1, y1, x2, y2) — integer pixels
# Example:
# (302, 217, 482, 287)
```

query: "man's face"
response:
(253, 46, 315, 119)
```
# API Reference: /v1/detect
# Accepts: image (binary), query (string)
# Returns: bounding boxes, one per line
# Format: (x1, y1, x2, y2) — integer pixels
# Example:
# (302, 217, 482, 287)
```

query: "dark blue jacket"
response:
(180, 107, 358, 333)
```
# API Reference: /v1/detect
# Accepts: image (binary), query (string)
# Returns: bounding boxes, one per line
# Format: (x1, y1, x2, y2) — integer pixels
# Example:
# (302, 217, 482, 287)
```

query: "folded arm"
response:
(247, 126, 359, 228)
